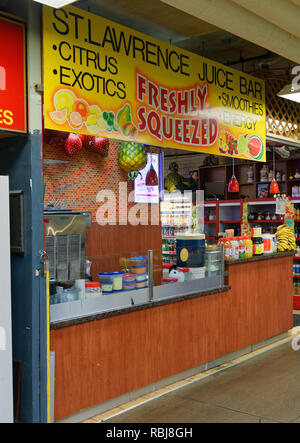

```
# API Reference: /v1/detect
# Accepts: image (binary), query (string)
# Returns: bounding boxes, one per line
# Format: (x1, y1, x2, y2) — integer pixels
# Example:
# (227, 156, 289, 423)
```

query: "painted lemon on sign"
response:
(54, 89, 76, 117)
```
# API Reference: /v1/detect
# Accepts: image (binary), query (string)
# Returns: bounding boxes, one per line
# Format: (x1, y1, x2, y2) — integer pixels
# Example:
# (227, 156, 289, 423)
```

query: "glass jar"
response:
(252, 236, 264, 256)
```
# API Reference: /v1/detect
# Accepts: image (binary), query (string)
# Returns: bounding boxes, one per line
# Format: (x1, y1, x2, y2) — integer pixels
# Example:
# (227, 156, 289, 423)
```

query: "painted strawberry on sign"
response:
(64, 133, 83, 157)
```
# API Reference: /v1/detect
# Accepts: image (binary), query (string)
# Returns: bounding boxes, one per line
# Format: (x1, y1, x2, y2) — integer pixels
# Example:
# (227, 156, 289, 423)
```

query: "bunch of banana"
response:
(275, 224, 297, 252)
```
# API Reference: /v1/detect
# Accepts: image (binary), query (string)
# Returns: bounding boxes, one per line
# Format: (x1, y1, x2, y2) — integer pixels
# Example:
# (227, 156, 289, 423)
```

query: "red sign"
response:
(0, 16, 27, 133)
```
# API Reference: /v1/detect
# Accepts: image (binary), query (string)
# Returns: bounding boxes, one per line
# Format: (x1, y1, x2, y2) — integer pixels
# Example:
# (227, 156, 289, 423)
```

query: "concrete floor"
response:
(105, 342, 300, 423)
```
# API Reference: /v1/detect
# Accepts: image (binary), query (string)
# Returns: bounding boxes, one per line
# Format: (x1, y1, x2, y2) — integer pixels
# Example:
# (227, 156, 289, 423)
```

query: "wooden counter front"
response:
(50, 254, 293, 421)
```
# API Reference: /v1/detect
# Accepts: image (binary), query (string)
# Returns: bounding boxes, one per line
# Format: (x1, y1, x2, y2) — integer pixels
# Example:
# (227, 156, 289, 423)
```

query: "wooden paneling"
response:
(50, 256, 293, 421)
(86, 221, 162, 284)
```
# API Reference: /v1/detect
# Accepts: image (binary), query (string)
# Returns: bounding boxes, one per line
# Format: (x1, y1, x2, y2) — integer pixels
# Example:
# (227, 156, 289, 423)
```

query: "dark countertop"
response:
(50, 285, 231, 330)
(226, 251, 294, 265)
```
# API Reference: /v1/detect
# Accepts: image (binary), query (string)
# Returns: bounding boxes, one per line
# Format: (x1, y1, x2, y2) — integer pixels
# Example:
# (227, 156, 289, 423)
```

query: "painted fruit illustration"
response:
(117, 104, 131, 130)
(103, 111, 119, 132)
(89, 105, 101, 119)
(54, 89, 76, 117)
(248, 135, 264, 160)
(226, 132, 238, 155)
(122, 122, 138, 138)
(69, 111, 83, 128)
(118, 142, 147, 173)
(238, 135, 249, 155)
(218, 128, 228, 154)
(85, 114, 101, 134)
(73, 99, 89, 121)
(50, 108, 68, 124)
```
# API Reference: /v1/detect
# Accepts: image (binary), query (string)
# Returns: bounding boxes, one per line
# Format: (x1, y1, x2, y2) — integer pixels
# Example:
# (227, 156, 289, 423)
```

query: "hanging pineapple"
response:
(164, 162, 191, 193)
(118, 141, 147, 180)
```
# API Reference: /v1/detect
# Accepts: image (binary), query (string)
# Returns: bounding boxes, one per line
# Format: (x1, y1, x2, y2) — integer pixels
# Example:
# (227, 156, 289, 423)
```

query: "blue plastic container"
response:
(176, 234, 205, 268)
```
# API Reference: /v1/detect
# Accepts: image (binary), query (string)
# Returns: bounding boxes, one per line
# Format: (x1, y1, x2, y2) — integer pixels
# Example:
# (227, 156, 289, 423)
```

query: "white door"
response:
(0, 176, 13, 423)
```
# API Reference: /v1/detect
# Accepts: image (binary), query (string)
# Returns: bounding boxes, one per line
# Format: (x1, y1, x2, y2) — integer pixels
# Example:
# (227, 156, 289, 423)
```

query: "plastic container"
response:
(122, 273, 136, 291)
(135, 280, 148, 289)
(176, 233, 205, 268)
(129, 256, 148, 267)
(101, 280, 113, 293)
(123, 283, 136, 291)
(122, 273, 136, 283)
(244, 236, 253, 258)
(135, 272, 148, 282)
(238, 237, 246, 259)
(189, 267, 206, 279)
(111, 271, 123, 291)
(99, 272, 114, 283)
(262, 233, 273, 254)
(224, 238, 233, 262)
(231, 238, 239, 260)
(130, 265, 148, 274)
(85, 282, 102, 298)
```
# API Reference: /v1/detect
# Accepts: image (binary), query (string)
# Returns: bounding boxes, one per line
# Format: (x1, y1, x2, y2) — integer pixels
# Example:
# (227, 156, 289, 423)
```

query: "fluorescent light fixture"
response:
(33, 0, 76, 8)
(277, 83, 300, 103)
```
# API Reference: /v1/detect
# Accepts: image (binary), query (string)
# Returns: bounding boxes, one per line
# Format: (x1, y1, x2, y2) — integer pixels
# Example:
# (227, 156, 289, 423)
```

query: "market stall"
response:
(40, 3, 295, 422)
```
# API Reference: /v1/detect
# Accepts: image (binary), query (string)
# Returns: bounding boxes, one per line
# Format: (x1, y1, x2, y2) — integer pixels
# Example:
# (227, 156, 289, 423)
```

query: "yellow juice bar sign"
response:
(43, 5, 266, 161)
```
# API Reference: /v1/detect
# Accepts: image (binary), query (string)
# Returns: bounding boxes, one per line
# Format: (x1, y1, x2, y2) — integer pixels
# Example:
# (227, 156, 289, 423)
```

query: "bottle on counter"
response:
(238, 237, 246, 259)
(252, 237, 264, 256)
(268, 169, 273, 182)
(231, 237, 240, 260)
(262, 233, 273, 254)
(260, 164, 268, 182)
(244, 236, 253, 258)
(272, 235, 277, 253)
(224, 238, 233, 262)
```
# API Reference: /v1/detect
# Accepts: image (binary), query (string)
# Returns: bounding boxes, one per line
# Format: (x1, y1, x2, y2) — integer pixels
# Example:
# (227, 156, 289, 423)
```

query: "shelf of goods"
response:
(204, 198, 300, 309)
(198, 159, 300, 200)
(161, 194, 192, 264)
(293, 203, 300, 307)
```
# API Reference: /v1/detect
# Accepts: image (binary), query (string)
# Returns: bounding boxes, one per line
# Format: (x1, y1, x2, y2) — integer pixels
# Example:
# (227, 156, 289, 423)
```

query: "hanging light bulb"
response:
(228, 158, 239, 193)
(269, 149, 279, 194)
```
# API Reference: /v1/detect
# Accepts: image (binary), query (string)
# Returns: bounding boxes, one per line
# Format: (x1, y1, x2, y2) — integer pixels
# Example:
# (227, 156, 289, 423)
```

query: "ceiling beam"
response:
(160, 0, 300, 64)
(231, 0, 300, 40)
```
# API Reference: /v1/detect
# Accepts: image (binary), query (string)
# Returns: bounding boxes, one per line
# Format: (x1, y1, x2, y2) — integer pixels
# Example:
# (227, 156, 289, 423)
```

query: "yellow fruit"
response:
(54, 89, 76, 116)
(89, 105, 102, 119)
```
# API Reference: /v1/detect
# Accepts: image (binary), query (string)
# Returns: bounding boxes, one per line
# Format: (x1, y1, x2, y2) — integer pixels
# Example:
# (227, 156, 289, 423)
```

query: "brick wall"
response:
(43, 137, 132, 222)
